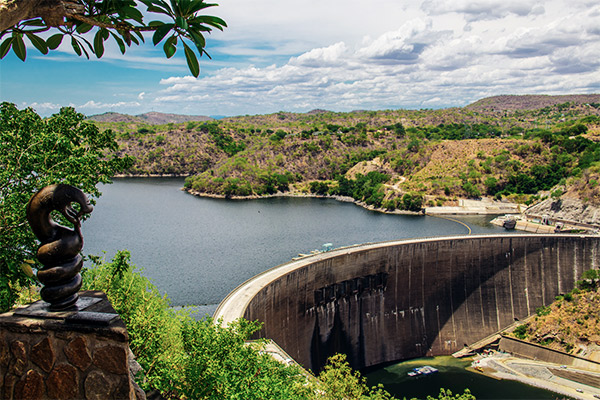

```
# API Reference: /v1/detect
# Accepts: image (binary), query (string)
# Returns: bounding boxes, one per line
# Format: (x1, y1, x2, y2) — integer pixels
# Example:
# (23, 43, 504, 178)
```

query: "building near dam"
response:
(215, 234, 600, 372)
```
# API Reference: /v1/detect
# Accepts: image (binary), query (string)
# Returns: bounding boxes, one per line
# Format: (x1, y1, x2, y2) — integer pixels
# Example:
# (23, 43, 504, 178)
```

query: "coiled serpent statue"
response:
(26, 184, 93, 310)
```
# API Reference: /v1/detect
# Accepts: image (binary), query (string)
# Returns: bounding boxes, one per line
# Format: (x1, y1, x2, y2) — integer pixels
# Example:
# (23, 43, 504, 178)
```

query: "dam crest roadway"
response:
(214, 234, 600, 372)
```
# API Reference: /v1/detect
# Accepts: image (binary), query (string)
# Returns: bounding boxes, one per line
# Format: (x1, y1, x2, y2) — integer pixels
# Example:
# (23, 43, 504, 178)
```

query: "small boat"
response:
(407, 365, 438, 377)
(503, 217, 516, 230)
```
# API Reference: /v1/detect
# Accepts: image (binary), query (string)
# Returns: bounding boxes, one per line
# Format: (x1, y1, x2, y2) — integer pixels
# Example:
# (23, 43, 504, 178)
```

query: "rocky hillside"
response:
(88, 111, 212, 124)
(511, 272, 600, 361)
(91, 95, 600, 212)
(466, 94, 600, 111)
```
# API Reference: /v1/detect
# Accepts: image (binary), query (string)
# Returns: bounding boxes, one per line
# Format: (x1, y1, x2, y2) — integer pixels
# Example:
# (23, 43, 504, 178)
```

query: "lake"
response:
(83, 177, 505, 312)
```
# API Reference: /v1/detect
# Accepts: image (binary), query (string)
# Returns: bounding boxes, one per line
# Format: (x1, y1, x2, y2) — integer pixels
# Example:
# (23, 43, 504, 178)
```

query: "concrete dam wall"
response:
(216, 235, 600, 372)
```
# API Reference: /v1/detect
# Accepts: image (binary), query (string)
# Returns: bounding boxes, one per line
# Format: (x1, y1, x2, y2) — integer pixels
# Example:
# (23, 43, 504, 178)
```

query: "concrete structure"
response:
(498, 336, 600, 372)
(0, 291, 141, 400)
(215, 234, 600, 372)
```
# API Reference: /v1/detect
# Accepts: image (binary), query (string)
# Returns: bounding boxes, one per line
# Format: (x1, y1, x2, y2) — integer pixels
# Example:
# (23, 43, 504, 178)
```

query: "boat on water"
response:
(503, 217, 517, 230)
(407, 366, 438, 377)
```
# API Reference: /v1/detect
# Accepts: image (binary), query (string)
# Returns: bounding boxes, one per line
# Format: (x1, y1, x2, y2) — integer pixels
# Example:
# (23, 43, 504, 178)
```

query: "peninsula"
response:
(92, 94, 600, 224)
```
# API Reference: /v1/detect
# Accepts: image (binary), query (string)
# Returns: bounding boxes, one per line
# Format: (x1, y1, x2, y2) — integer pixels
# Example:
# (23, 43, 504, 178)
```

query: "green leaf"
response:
(93, 30, 105, 58)
(12, 32, 26, 61)
(0, 38, 13, 59)
(76, 22, 93, 34)
(71, 37, 82, 56)
(176, 16, 189, 29)
(183, 41, 199, 77)
(123, 6, 144, 24)
(22, 18, 46, 27)
(189, 0, 211, 14)
(133, 30, 145, 43)
(110, 32, 126, 54)
(46, 34, 63, 50)
(194, 15, 227, 30)
(142, 0, 172, 15)
(152, 23, 174, 45)
(189, 30, 205, 50)
(163, 35, 177, 58)
(26, 33, 48, 55)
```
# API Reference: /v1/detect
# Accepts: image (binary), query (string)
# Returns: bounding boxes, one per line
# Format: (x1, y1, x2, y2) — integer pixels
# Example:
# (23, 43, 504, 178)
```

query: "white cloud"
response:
(79, 100, 141, 110)
(421, 0, 545, 21)
(9, 0, 600, 117)
(150, 1, 599, 115)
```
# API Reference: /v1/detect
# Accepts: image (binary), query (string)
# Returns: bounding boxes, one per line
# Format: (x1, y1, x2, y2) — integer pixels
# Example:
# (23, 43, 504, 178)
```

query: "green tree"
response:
(0, 0, 226, 77)
(0, 102, 132, 311)
(315, 354, 393, 400)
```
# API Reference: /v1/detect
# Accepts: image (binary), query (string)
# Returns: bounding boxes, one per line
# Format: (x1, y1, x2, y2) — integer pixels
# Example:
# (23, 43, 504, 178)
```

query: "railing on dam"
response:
(214, 234, 600, 372)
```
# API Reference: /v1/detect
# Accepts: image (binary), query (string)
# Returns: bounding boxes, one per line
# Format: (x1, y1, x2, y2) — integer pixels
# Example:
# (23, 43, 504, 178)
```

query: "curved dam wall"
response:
(217, 235, 600, 372)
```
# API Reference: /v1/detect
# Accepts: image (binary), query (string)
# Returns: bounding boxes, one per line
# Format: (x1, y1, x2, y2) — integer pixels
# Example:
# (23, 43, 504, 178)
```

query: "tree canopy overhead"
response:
(0, 0, 226, 77)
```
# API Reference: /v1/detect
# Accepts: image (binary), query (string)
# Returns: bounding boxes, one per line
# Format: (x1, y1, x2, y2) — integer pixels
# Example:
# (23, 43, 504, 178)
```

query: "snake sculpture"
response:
(26, 184, 93, 310)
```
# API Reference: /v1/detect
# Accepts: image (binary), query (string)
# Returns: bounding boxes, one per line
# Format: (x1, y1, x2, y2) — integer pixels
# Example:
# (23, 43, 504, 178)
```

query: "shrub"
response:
(513, 324, 528, 340)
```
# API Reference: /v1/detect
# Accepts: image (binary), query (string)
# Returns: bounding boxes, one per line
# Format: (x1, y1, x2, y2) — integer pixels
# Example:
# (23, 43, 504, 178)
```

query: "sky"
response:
(1, 0, 599, 117)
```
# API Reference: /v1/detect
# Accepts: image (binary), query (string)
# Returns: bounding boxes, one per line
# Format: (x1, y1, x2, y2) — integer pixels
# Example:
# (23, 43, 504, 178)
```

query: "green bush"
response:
(513, 324, 528, 340)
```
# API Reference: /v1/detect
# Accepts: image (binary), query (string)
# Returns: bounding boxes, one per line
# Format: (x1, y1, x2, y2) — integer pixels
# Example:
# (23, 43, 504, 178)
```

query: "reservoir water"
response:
(83, 178, 561, 399)
(365, 357, 562, 400)
(84, 178, 504, 311)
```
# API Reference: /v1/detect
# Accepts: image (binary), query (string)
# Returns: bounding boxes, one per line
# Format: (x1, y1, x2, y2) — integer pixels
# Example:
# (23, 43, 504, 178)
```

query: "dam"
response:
(214, 234, 600, 372)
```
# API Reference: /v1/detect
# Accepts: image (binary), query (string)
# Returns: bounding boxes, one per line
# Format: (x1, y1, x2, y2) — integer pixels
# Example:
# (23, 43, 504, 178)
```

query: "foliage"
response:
(512, 324, 529, 340)
(313, 354, 394, 400)
(0, 0, 226, 77)
(536, 306, 551, 317)
(0, 102, 132, 312)
(82, 251, 400, 399)
(329, 172, 390, 208)
(577, 269, 599, 291)
(83, 250, 185, 394)
(201, 122, 245, 156)
(310, 181, 330, 195)
(96, 99, 600, 207)
(401, 193, 424, 212)
(427, 389, 476, 400)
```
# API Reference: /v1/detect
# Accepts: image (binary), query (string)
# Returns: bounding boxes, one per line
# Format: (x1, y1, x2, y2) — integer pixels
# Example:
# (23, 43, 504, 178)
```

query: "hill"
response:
(91, 95, 600, 213)
(87, 111, 212, 124)
(466, 94, 600, 111)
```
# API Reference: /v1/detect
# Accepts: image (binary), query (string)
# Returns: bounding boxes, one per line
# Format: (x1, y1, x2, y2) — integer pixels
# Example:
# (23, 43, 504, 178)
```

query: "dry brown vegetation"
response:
(91, 94, 600, 209)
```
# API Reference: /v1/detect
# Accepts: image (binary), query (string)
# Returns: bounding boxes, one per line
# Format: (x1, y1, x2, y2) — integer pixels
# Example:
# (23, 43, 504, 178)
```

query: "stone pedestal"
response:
(0, 291, 139, 400)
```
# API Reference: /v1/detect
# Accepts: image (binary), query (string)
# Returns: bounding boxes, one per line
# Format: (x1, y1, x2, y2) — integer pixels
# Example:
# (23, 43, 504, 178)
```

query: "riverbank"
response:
(184, 187, 422, 215)
(472, 352, 600, 400)
(185, 186, 528, 217)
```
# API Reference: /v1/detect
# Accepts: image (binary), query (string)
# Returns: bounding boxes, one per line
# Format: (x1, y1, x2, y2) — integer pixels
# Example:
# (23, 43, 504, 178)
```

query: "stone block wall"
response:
(0, 291, 138, 400)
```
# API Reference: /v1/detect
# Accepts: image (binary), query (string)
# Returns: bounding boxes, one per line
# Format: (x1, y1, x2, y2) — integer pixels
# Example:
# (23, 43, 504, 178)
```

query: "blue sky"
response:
(1, 0, 599, 117)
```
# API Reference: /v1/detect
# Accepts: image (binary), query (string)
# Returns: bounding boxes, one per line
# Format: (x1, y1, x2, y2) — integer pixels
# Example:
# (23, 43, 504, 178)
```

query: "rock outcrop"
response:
(525, 198, 600, 228)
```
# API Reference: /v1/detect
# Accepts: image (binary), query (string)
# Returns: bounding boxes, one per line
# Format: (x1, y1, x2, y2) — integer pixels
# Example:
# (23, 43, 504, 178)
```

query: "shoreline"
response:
(183, 187, 423, 215)
(112, 175, 523, 217)
(473, 353, 600, 400)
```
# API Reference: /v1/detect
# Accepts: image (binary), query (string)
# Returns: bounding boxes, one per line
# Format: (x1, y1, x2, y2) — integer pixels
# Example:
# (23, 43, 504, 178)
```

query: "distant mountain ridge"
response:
(466, 94, 600, 111)
(87, 111, 213, 124)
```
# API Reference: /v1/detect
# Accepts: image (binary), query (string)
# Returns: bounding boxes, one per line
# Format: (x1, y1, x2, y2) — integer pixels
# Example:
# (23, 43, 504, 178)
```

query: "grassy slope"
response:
(511, 286, 600, 358)
(94, 95, 600, 208)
